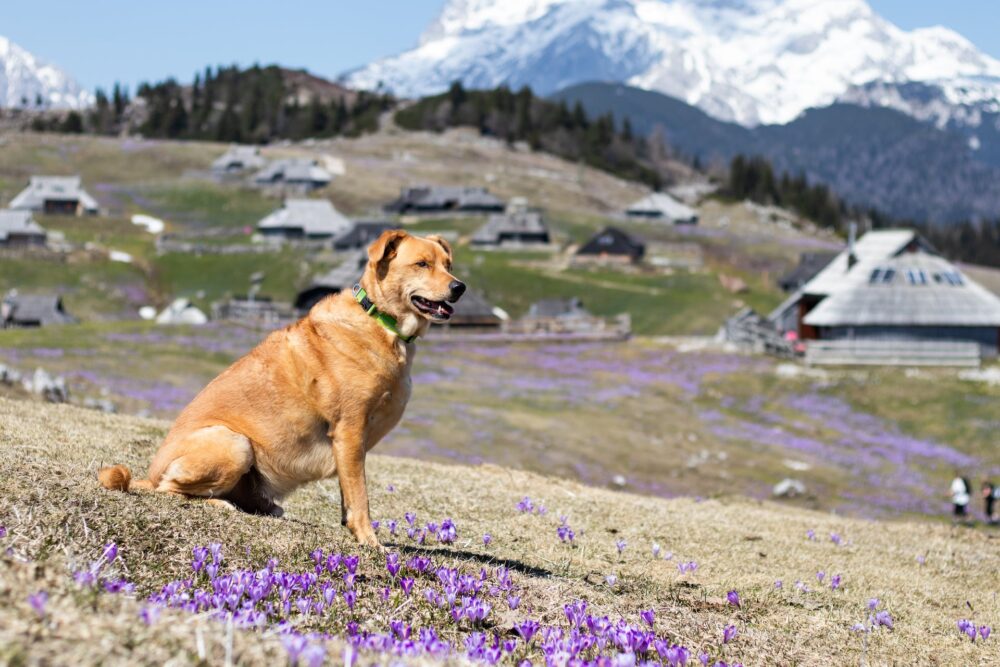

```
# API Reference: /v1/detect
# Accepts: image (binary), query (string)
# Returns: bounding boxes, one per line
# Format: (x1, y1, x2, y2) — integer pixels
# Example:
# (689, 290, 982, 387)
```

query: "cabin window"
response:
(942, 271, 964, 286)
(905, 269, 927, 285)
(869, 268, 882, 284)
(880, 268, 895, 284)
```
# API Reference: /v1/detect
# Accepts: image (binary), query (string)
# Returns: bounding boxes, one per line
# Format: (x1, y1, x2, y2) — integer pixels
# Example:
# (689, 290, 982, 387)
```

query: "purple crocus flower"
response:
(344, 589, 356, 610)
(507, 595, 521, 610)
(867, 598, 879, 610)
(516, 497, 534, 513)
(386, 484, 395, 493)
(664, 645, 690, 667)
(438, 518, 457, 544)
(615, 539, 627, 555)
(0, 526, 7, 538)
(806, 529, 816, 540)
(829, 533, 842, 546)
(399, 577, 415, 596)
(774, 580, 783, 589)
(816, 571, 825, 584)
(28, 591, 48, 617)
(875, 611, 893, 630)
(404, 512, 416, 526)
(830, 574, 842, 591)
(301, 643, 325, 667)
(386, 552, 401, 578)
(515, 619, 540, 643)
(727, 590, 741, 608)
(483, 534, 492, 547)
(640, 609, 655, 627)
(698, 653, 710, 666)
(102, 542, 119, 563)
(139, 605, 161, 625)
(722, 624, 738, 644)
(980, 625, 992, 640)
(652, 543, 661, 558)
(281, 635, 307, 663)
(605, 574, 618, 587)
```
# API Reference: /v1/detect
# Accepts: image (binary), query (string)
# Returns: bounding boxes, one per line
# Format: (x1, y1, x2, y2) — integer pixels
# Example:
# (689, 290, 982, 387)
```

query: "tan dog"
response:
(98, 230, 464, 546)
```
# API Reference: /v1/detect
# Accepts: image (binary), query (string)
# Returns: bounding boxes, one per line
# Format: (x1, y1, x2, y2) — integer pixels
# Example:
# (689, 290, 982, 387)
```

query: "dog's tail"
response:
(98, 465, 154, 492)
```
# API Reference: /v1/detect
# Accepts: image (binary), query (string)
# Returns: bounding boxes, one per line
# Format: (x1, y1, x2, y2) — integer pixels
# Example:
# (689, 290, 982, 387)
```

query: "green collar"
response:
(352, 283, 416, 344)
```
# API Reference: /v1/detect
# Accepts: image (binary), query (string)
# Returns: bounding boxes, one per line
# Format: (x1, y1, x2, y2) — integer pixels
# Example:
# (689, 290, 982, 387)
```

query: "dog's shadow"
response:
(383, 542, 554, 579)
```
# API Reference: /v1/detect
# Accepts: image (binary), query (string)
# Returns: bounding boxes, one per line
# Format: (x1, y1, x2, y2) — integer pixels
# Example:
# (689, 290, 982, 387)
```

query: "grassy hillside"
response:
(0, 399, 997, 665)
(3, 323, 997, 523)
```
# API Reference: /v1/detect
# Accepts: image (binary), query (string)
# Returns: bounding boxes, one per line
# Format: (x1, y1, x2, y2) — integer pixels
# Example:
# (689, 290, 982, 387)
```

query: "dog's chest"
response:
(365, 371, 412, 447)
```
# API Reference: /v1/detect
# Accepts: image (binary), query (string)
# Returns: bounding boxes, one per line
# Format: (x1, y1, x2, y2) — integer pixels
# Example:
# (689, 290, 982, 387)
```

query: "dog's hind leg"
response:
(153, 426, 254, 504)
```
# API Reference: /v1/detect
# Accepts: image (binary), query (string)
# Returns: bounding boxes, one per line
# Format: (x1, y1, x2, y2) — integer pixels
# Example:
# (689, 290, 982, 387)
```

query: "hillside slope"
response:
(0, 398, 997, 665)
(554, 82, 1000, 224)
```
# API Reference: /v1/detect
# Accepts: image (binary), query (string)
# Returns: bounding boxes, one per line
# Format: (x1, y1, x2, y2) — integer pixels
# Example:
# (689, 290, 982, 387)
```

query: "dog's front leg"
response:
(331, 422, 379, 548)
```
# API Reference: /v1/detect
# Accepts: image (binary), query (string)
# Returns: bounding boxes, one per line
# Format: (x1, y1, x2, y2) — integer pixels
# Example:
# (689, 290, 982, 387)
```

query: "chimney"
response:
(847, 222, 858, 269)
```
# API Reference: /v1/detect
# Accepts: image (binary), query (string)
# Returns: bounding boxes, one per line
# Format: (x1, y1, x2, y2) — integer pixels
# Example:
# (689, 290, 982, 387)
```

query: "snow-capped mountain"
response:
(0, 35, 92, 109)
(344, 0, 1000, 128)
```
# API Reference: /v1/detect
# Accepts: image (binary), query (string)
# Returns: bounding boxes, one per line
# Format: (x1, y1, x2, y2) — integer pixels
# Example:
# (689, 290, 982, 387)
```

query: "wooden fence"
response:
(805, 339, 981, 367)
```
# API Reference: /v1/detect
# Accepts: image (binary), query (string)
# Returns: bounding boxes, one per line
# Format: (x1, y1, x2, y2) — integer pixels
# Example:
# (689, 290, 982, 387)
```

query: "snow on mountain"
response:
(344, 0, 1000, 127)
(0, 36, 92, 109)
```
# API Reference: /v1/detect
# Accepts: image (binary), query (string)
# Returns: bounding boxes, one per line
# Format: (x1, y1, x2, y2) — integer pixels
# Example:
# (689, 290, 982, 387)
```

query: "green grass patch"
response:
(153, 249, 315, 310)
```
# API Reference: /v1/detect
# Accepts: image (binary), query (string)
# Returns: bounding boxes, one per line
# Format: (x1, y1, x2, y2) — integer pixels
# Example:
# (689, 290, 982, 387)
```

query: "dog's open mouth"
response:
(411, 295, 454, 320)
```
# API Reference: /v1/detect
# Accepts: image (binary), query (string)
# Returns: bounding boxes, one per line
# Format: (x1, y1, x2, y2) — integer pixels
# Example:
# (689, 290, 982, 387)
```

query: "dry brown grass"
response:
(1, 397, 998, 666)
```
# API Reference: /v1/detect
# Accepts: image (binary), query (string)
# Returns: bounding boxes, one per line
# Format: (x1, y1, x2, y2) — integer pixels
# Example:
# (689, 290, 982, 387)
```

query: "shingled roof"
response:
(257, 199, 352, 239)
(8, 176, 98, 213)
(0, 210, 46, 244)
(385, 186, 505, 213)
(803, 250, 1000, 328)
(2, 293, 75, 327)
(254, 159, 332, 187)
(471, 200, 551, 246)
(576, 226, 645, 261)
(626, 193, 698, 224)
(212, 145, 266, 173)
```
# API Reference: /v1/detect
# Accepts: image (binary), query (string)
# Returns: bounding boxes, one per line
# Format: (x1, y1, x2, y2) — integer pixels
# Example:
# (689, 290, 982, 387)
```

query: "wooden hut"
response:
(626, 193, 698, 225)
(384, 186, 504, 213)
(294, 250, 367, 311)
(471, 199, 551, 247)
(574, 226, 645, 264)
(770, 229, 1000, 362)
(257, 199, 352, 241)
(0, 210, 47, 248)
(9, 176, 98, 215)
(1, 293, 75, 327)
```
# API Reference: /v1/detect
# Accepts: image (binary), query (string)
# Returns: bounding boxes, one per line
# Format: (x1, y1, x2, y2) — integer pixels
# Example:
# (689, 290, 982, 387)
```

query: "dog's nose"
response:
(448, 280, 466, 302)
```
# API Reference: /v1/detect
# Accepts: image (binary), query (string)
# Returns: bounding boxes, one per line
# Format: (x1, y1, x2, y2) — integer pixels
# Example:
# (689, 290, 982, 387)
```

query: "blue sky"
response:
(4, 1, 998, 91)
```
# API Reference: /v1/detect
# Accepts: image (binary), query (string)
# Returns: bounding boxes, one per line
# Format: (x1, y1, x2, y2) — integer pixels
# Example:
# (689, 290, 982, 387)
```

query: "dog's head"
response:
(363, 230, 465, 337)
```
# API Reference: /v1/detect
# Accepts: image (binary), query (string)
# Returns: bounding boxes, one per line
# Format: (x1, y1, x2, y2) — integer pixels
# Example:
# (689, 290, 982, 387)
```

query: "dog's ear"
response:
(425, 234, 452, 260)
(368, 229, 408, 275)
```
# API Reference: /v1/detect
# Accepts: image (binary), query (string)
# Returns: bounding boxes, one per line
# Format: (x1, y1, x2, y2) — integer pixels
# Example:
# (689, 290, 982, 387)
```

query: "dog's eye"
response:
(415, 261, 429, 268)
